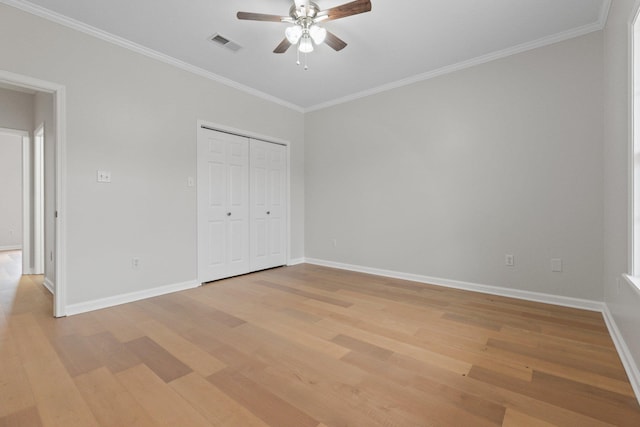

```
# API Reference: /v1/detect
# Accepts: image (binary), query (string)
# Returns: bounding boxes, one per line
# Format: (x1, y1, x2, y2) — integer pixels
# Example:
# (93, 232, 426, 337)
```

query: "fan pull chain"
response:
(296, 47, 300, 66)
(304, 52, 308, 70)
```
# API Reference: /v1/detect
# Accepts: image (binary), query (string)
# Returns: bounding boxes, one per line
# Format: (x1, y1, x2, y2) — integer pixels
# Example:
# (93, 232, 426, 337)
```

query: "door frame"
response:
(196, 120, 291, 284)
(33, 123, 45, 274)
(0, 70, 67, 318)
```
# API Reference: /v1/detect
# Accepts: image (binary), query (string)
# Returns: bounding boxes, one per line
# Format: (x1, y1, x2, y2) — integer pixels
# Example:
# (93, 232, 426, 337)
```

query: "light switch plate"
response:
(97, 170, 111, 183)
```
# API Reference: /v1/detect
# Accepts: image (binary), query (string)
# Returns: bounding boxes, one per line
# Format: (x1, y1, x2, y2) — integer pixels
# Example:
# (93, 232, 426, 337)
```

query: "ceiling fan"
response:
(237, 0, 372, 68)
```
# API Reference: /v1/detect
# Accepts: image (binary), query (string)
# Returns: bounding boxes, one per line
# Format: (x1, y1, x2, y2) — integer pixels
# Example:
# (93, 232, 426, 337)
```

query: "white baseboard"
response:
(0, 245, 22, 252)
(43, 277, 54, 294)
(65, 280, 200, 316)
(287, 257, 305, 266)
(602, 305, 640, 405)
(304, 258, 604, 311)
(303, 257, 640, 405)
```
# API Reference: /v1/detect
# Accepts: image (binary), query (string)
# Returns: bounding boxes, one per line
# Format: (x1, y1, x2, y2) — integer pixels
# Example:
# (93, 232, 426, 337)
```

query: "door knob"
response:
(266, 211, 271, 215)
(227, 212, 231, 216)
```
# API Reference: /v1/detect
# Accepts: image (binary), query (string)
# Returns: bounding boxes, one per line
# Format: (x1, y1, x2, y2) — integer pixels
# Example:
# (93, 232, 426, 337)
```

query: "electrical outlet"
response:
(505, 254, 514, 267)
(187, 176, 195, 187)
(551, 258, 563, 272)
(332, 239, 337, 247)
(132, 257, 140, 269)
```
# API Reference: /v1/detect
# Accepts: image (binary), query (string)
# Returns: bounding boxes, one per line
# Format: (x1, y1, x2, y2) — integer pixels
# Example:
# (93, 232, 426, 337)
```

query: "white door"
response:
(197, 128, 250, 283)
(250, 139, 286, 271)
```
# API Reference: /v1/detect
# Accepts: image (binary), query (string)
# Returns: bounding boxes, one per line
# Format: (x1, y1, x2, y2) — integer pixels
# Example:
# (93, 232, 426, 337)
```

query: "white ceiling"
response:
(6, 0, 609, 111)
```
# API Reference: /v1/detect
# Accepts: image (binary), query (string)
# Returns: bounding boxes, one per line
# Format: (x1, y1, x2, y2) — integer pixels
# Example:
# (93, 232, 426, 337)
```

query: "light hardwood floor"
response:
(1, 249, 639, 426)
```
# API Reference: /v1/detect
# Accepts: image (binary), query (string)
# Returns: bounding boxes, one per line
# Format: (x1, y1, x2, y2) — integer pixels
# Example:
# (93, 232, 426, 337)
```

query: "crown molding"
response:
(305, 19, 607, 112)
(0, 0, 305, 113)
(599, 0, 612, 29)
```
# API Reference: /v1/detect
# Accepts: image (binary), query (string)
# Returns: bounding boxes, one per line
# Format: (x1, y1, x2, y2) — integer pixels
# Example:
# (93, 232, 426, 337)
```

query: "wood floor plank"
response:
(254, 279, 354, 308)
(124, 336, 192, 383)
(255, 319, 350, 359)
(487, 337, 628, 381)
(342, 350, 506, 426)
(187, 289, 348, 358)
(359, 372, 502, 427)
(208, 368, 320, 427)
(331, 334, 394, 361)
(170, 373, 270, 427)
(136, 319, 226, 376)
(73, 367, 157, 427)
(391, 353, 616, 427)
(230, 359, 390, 427)
(233, 321, 367, 386)
(36, 311, 105, 340)
(115, 364, 210, 427)
(91, 307, 146, 343)
(482, 337, 634, 396)
(501, 408, 556, 427)
(468, 365, 640, 426)
(84, 331, 142, 374)
(51, 333, 104, 377)
(279, 307, 323, 324)
(0, 335, 35, 417)
(347, 311, 534, 382)
(0, 406, 43, 427)
(8, 313, 100, 427)
(317, 316, 473, 375)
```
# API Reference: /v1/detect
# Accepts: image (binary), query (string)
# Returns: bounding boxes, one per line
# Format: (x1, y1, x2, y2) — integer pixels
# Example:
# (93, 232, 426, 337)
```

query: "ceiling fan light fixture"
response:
(285, 25, 303, 44)
(309, 25, 326, 44)
(237, 0, 373, 68)
(298, 35, 314, 53)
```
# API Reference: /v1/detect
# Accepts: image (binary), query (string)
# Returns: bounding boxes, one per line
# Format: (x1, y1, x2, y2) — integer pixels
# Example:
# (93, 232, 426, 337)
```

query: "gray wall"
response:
(603, 0, 640, 381)
(305, 32, 604, 301)
(34, 92, 56, 284)
(0, 87, 33, 131)
(0, 132, 23, 249)
(0, 4, 305, 305)
(0, 87, 33, 251)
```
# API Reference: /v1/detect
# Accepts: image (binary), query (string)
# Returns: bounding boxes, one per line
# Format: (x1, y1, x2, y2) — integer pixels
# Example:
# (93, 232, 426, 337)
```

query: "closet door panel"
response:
(198, 128, 249, 282)
(250, 139, 286, 271)
(250, 140, 269, 270)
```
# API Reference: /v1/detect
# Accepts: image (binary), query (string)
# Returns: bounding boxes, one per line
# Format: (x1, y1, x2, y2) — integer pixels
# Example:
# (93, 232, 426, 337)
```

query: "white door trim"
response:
(0, 127, 30, 271)
(22, 133, 31, 273)
(33, 123, 44, 274)
(196, 120, 292, 281)
(0, 70, 67, 317)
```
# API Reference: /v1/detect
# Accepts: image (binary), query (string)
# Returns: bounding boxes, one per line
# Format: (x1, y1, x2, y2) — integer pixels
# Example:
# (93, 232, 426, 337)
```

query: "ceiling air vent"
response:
(209, 33, 242, 52)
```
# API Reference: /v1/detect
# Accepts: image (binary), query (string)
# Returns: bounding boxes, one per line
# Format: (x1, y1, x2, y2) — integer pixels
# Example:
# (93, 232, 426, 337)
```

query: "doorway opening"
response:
(0, 71, 67, 317)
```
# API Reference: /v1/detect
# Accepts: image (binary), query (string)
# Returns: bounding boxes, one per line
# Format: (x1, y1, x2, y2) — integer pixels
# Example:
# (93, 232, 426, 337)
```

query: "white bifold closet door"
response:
(197, 127, 287, 284)
(197, 128, 250, 282)
(249, 139, 286, 271)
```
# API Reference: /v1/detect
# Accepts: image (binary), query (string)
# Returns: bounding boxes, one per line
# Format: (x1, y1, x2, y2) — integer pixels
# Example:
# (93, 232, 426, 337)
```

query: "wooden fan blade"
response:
(274, 38, 292, 54)
(324, 31, 347, 51)
(322, 0, 371, 21)
(237, 12, 286, 22)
